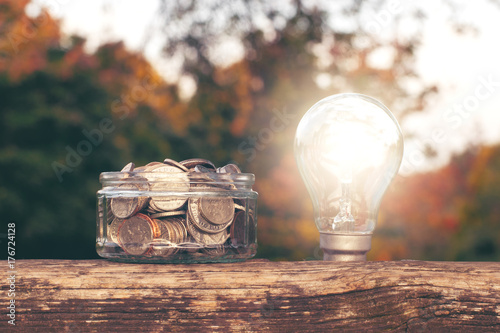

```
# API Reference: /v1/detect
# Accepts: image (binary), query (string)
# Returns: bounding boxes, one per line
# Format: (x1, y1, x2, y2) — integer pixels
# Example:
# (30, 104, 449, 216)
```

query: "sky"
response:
(27, 0, 500, 174)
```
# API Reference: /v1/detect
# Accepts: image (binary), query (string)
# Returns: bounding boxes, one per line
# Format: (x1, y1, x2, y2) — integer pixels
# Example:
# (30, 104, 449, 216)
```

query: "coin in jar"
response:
(107, 218, 123, 244)
(186, 209, 229, 245)
(150, 210, 186, 219)
(188, 198, 233, 233)
(120, 162, 135, 173)
(217, 163, 241, 174)
(202, 244, 227, 257)
(147, 164, 189, 211)
(110, 183, 149, 219)
(199, 197, 234, 225)
(118, 213, 159, 255)
(179, 158, 216, 171)
(163, 158, 189, 172)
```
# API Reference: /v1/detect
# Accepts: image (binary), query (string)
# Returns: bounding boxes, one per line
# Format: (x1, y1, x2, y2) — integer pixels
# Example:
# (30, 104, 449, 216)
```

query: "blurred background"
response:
(1, 0, 500, 261)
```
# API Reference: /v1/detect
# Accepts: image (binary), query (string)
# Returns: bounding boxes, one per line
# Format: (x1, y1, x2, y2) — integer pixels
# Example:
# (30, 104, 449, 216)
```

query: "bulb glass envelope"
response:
(295, 93, 404, 236)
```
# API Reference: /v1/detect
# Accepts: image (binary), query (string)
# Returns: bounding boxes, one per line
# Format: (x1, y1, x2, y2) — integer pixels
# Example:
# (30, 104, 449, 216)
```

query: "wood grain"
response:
(1, 260, 500, 332)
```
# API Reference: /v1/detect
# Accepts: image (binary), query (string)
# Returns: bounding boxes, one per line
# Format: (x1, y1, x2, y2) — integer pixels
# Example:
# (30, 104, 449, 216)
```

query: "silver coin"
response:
(180, 158, 216, 171)
(199, 197, 234, 225)
(217, 163, 241, 173)
(145, 161, 162, 167)
(163, 158, 189, 172)
(120, 162, 135, 172)
(234, 203, 246, 211)
(202, 244, 227, 257)
(118, 214, 159, 255)
(194, 165, 216, 173)
(188, 198, 233, 233)
(151, 219, 177, 256)
(147, 164, 189, 211)
(150, 210, 186, 219)
(186, 209, 229, 245)
(107, 218, 123, 244)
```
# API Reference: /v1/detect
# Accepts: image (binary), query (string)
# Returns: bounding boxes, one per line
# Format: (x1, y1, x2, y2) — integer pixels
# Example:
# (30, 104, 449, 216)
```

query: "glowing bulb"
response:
(294, 93, 404, 261)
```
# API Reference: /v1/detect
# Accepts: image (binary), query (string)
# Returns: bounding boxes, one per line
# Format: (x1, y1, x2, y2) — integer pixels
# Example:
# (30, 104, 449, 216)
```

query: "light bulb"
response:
(294, 93, 404, 261)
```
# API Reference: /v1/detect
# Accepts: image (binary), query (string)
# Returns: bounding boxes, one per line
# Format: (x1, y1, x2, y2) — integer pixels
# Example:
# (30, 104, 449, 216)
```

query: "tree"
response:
(0, 0, 188, 258)
(378, 145, 500, 261)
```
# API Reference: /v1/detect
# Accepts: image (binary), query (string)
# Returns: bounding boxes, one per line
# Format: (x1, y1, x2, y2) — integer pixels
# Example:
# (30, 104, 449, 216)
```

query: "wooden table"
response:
(2, 260, 500, 332)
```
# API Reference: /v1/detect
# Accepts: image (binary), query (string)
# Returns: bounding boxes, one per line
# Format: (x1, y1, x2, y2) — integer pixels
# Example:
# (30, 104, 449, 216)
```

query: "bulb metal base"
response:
(320, 233, 372, 261)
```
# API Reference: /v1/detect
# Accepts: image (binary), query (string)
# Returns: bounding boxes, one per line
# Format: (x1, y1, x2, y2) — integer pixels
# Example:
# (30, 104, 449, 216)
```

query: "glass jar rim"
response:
(99, 171, 255, 186)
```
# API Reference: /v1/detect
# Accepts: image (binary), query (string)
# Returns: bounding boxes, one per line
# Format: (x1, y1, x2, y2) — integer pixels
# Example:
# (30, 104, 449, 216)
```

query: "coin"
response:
(186, 208, 229, 245)
(147, 164, 189, 211)
(202, 244, 227, 257)
(180, 158, 216, 171)
(199, 197, 235, 225)
(234, 203, 246, 211)
(194, 165, 216, 173)
(173, 216, 188, 241)
(107, 218, 123, 244)
(110, 183, 142, 219)
(120, 162, 135, 172)
(150, 210, 186, 219)
(133, 166, 147, 172)
(163, 158, 189, 172)
(230, 210, 246, 247)
(188, 198, 233, 233)
(110, 183, 149, 219)
(118, 213, 159, 255)
(145, 161, 162, 167)
(169, 216, 187, 243)
(217, 163, 241, 174)
(151, 219, 177, 256)
(105, 198, 115, 225)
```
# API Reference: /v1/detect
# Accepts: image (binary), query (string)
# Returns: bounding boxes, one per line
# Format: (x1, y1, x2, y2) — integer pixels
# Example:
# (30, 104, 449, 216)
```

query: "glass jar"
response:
(96, 171, 257, 263)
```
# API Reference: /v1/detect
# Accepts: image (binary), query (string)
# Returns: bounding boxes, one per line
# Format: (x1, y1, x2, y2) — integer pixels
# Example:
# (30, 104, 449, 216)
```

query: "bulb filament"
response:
(333, 181, 355, 232)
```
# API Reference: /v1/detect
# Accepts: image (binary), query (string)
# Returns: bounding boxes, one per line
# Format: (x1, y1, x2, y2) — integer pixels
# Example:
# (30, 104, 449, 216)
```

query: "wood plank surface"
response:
(1, 260, 500, 332)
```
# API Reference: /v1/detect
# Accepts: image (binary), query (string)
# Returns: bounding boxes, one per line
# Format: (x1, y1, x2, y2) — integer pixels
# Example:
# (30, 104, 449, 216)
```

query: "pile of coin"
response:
(105, 158, 253, 258)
